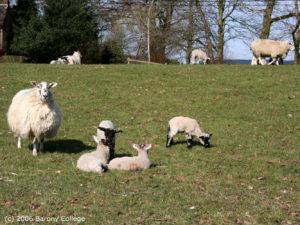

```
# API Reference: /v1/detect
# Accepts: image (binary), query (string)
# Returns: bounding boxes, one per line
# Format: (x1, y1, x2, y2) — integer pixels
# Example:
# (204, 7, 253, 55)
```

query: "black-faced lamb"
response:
(97, 120, 122, 160)
(76, 136, 110, 174)
(250, 39, 294, 65)
(108, 144, 152, 171)
(166, 116, 212, 148)
(7, 81, 61, 156)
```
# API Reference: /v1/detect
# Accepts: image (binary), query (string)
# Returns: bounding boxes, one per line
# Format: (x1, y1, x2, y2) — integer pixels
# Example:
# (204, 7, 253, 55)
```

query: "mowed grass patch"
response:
(0, 64, 299, 224)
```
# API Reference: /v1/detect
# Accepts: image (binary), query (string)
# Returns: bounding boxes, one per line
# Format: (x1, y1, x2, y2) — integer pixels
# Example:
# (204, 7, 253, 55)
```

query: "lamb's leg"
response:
(17, 136, 21, 148)
(166, 127, 175, 147)
(185, 133, 192, 148)
(32, 137, 38, 156)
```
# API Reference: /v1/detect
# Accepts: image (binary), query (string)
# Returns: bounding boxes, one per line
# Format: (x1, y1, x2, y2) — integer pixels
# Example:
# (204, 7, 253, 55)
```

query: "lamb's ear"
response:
(93, 135, 100, 143)
(209, 133, 213, 137)
(114, 129, 123, 133)
(48, 82, 57, 88)
(145, 144, 152, 151)
(98, 127, 107, 132)
(30, 81, 38, 87)
(132, 144, 140, 151)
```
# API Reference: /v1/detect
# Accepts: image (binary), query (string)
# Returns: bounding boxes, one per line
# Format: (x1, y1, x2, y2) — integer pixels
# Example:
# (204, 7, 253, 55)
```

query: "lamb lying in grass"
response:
(76, 136, 109, 174)
(108, 144, 152, 171)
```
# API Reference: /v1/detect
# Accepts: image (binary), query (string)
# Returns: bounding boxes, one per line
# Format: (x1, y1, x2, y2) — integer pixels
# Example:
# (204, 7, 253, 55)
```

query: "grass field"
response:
(0, 64, 299, 224)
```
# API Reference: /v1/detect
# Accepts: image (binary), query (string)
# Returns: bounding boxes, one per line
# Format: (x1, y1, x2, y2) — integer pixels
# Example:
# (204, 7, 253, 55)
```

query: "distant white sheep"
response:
(7, 81, 61, 156)
(166, 116, 212, 148)
(97, 120, 122, 160)
(250, 39, 294, 65)
(108, 144, 152, 171)
(77, 136, 110, 174)
(63, 51, 82, 64)
(191, 49, 210, 65)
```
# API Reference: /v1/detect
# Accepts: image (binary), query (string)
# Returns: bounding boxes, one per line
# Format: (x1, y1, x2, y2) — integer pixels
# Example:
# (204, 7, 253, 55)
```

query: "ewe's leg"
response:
(268, 57, 277, 65)
(258, 56, 266, 65)
(185, 133, 192, 148)
(17, 136, 21, 149)
(251, 56, 257, 65)
(32, 137, 38, 156)
(40, 138, 44, 153)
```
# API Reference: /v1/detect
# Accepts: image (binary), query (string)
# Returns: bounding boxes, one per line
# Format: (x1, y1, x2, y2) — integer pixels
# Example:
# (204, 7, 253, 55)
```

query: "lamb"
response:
(166, 116, 212, 148)
(191, 49, 210, 65)
(108, 144, 152, 171)
(77, 136, 110, 174)
(63, 51, 82, 64)
(7, 81, 61, 156)
(50, 57, 68, 64)
(250, 39, 294, 65)
(97, 120, 122, 160)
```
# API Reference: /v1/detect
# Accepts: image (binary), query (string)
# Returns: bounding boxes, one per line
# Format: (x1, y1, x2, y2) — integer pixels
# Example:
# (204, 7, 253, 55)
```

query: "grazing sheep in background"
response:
(191, 49, 210, 65)
(7, 81, 61, 156)
(50, 57, 68, 64)
(77, 136, 109, 174)
(250, 39, 294, 65)
(166, 116, 212, 148)
(63, 51, 82, 64)
(97, 120, 122, 161)
(108, 144, 152, 171)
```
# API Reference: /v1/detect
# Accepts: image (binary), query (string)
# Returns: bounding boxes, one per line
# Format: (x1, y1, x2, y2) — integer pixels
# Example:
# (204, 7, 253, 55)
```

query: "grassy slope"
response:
(0, 64, 299, 224)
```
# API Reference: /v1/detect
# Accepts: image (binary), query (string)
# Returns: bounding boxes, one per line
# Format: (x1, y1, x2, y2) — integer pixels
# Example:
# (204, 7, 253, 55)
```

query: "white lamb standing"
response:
(64, 51, 82, 64)
(77, 136, 110, 174)
(97, 120, 122, 160)
(7, 81, 61, 156)
(250, 39, 294, 66)
(191, 49, 210, 65)
(108, 144, 152, 171)
(166, 116, 212, 148)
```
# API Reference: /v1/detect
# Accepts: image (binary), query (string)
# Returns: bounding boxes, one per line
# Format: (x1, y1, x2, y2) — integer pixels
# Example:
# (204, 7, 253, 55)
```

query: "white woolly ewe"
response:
(166, 116, 212, 148)
(191, 49, 210, 65)
(63, 51, 82, 64)
(77, 136, 110, 174)
(108, 144, 152, 171)
(7, 81, 61, 156)
(250, 39, 294, 66)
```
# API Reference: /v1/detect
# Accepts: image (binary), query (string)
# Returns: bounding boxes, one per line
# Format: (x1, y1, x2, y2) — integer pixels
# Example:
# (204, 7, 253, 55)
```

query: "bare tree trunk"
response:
(195, 0, 215, 63)
(186, 0, 194, 64)
(217, 0, 225, 64)
(292, 0, 299, 64)
(260, 0, 276, 39)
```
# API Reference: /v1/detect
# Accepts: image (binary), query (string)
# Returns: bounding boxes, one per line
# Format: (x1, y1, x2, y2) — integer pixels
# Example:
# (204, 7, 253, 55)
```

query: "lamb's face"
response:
(98, 127, 122, 149)
(31, 81, 57, 102)
(199, 134, 213, 148)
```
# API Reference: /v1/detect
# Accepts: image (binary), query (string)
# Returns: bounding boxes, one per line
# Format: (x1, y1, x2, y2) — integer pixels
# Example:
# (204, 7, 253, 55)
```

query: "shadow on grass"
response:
(168, 140, 216, 149)
(28, 139, 94, 154)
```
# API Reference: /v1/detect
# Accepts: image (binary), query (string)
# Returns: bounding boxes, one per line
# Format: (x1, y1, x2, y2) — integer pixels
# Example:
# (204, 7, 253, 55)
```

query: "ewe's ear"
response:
(30, 81, 38, 87)
(93, 135, 99, 143)
(132, 144, 140, 151)
(48, 82, 57, 88)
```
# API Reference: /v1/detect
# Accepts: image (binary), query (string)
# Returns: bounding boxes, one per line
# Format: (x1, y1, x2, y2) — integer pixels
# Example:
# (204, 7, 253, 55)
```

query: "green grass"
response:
(0, 64, 299, 224)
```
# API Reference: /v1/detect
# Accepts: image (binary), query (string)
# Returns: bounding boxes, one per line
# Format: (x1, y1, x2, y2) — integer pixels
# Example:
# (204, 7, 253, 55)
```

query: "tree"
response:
(11, 0, 99, 63)
(5, 0, 38, 54)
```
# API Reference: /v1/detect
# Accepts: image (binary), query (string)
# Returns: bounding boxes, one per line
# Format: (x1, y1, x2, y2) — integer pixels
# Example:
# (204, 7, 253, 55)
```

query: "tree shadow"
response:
(27, 139, 94, 154)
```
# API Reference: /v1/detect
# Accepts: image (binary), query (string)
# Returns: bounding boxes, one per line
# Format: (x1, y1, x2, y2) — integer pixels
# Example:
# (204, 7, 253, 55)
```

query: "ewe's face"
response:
(287, 42, 295, 51)
(31, 81, 57, 102)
